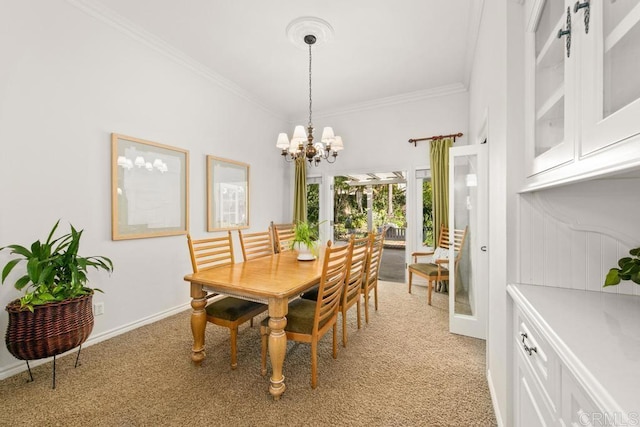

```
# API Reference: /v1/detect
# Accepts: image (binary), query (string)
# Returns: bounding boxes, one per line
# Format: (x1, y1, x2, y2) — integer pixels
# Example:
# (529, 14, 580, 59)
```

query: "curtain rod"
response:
(408, 132, 463, 147)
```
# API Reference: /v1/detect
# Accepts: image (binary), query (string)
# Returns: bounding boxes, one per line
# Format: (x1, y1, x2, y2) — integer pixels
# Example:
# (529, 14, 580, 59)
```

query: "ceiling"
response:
(94, 0, 481, 120)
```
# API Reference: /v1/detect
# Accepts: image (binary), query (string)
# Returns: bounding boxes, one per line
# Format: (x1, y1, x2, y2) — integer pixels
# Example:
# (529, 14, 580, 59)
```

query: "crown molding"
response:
(305, 82, 468, 121)
(65, 0, 285, 120)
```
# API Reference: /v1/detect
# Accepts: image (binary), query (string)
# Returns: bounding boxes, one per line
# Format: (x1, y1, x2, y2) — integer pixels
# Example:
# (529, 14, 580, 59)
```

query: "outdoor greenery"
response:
(0, 220, 113, 311)
(307, 183, 319, 225)
(306, 175, 433, 244)
(422, 179, 434, 247)
(604, 247, 640, 287)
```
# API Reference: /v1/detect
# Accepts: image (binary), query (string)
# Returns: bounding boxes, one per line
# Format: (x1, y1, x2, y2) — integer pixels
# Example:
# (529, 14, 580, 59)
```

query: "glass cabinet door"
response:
(581, 0, 640, 155)
(525, 0, 575, 175)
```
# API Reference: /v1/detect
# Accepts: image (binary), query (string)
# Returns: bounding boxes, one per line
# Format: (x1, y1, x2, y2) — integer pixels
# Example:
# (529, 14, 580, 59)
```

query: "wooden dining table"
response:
(183, 249, 324, 400)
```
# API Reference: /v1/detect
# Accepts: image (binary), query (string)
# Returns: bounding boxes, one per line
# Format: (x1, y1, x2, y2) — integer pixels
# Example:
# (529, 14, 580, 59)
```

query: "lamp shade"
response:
(321, 127, 335, 143)
(276, 133, 290, 149)
(465, 174, 478, 187)
(291, 125, 307, 144)
(332, 136, 344, 151)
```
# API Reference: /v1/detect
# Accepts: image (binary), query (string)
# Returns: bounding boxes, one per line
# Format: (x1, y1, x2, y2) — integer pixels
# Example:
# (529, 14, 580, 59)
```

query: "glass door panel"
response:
(534, 0, 566, 157)
(603, 1, 640, 118)
(525, 0, 574, 175)
(581, 0, 640, 155)
(449, 145, 487, 339)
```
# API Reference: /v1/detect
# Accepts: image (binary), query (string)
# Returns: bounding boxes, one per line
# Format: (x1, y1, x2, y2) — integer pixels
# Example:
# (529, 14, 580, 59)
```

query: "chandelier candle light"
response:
(276, 32, 344, 166)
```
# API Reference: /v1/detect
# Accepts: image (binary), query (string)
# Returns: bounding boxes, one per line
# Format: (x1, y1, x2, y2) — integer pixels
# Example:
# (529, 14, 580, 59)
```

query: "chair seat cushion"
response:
(408, 263, 448, 277)
(300, 285, 319, 301)
(206, 297, 265, 321)
(261, 298, 330, 335)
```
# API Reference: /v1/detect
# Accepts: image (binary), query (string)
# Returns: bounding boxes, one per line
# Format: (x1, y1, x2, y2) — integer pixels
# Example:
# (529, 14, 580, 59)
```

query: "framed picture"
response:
(207, 156, 249, 231)
(111, 133, 189, 240)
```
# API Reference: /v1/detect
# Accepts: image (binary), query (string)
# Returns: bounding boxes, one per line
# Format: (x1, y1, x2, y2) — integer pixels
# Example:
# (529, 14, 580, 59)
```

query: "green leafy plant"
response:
(604, 248, 640, 287)
(291, 221, 320, 250)
(1, 220, 113, 311)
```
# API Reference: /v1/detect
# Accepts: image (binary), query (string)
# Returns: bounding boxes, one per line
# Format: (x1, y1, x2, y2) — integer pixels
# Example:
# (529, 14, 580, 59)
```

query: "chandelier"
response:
(276, 33, 344, 166)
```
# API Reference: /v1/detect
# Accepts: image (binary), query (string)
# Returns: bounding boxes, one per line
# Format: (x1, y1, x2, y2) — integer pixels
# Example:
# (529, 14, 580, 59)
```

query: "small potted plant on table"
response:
(291, 221, 322, 261)
(1, 220, 113, 387)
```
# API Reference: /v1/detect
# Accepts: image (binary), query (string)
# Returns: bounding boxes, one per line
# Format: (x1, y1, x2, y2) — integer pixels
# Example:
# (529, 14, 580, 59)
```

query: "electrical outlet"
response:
(93, 302, 105, 316)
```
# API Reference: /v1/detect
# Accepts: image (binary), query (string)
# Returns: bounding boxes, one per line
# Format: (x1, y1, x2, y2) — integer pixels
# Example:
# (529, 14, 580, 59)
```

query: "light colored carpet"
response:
(0, 281, 496, 426)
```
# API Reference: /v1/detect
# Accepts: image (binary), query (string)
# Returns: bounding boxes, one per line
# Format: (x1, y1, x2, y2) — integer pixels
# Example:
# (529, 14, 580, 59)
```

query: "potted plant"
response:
(604, 247, 640, 287)
(291, 221, 322, 261)
(0, 220, 113, 362)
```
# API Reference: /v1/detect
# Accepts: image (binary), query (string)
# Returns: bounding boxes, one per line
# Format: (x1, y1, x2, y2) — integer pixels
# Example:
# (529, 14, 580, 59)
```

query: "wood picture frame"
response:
(207, 155, 249, 231)
(111, 133, 189, 240)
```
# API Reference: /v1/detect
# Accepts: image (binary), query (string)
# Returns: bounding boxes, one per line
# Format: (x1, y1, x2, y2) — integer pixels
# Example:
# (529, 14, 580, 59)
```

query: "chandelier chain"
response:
(308, 42, 313, 128)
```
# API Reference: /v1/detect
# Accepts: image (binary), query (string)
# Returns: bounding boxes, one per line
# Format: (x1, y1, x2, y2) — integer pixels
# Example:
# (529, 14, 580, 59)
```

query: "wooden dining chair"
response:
(260, 240, 353, 389)
(270, 221, 295, 253)
(362, 229, 385, 324)
(238, 229, 274, 261)
(407, 225, 468, 305)
(339, 235, 369, 347)
(187, 232, 267, 370)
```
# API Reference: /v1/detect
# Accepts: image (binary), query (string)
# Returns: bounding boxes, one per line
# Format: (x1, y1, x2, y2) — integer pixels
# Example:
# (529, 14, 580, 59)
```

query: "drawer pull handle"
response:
(521, 332, 538, 356)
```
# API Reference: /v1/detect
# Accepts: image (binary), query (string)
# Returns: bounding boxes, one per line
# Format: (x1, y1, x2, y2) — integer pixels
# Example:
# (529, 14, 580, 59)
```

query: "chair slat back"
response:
(343, 236, 369, 306)
(315, 241, 352, 333)
(238, 230, 274, 261)
(270, 221, 295, 253)
(437, 224, 468, 265)
(187, 232, 234, 273)
(364, 229, 385, 288)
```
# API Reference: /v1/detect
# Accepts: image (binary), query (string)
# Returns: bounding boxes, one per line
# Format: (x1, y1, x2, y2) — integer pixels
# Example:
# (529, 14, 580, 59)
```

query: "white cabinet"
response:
(524, 0, 640, 185)
(580, 0, 640, 156)
(508, 284, 640, 427)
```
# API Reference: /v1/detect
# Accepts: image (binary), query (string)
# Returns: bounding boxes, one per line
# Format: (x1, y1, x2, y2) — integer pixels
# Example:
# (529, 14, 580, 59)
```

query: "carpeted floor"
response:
(0, 281, 496, 426)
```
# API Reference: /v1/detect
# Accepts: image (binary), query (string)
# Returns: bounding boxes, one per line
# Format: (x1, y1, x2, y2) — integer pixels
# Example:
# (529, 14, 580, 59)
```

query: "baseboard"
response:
(487, 368, 505, 427)
(0, 302, 190, 381)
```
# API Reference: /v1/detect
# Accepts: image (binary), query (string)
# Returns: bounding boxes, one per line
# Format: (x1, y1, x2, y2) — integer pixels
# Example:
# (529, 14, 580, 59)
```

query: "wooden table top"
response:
(184, 250, 324, 300)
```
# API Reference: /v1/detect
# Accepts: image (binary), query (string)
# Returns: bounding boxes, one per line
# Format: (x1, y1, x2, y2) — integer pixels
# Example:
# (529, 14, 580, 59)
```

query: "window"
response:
(307, 182, 319, 224)
(416, 169, 433, 248)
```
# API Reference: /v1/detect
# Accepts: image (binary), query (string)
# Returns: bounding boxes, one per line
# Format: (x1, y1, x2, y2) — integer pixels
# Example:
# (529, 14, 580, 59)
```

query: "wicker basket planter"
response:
(5, 293, 94, 361)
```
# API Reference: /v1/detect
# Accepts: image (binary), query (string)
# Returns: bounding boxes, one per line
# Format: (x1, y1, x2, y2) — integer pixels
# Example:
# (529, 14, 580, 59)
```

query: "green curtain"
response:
(293, 157, 307, 224)
(430, 137, 453, 246)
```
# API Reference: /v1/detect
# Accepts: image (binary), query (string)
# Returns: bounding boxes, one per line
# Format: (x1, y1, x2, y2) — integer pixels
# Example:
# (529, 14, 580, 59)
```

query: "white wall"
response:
(467, 0, 517, 424)
(0, 0, 287, 377)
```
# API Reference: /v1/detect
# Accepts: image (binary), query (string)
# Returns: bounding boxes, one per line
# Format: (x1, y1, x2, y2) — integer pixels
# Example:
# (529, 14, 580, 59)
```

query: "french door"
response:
(448, 144, 488, 339)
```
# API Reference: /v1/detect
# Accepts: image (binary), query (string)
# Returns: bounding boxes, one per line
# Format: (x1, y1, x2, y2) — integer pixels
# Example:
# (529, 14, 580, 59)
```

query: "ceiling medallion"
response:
(286, 16, 334, 50)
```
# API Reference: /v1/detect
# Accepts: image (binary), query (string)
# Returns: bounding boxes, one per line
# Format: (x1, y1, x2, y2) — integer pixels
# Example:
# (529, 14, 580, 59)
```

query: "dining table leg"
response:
(190, 284, 207, 364)
(267, 297, 288, 400)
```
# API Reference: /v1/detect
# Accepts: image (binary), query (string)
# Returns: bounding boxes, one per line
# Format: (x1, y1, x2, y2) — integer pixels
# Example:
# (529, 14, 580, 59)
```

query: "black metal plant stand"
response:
(23, 345, 84, 389)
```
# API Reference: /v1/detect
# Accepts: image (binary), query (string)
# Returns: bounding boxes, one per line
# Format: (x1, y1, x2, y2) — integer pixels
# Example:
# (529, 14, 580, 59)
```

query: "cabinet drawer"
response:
(515, 350, 559, 427)
(515, 307, 561, 412)
(561, 370, 601, 427)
